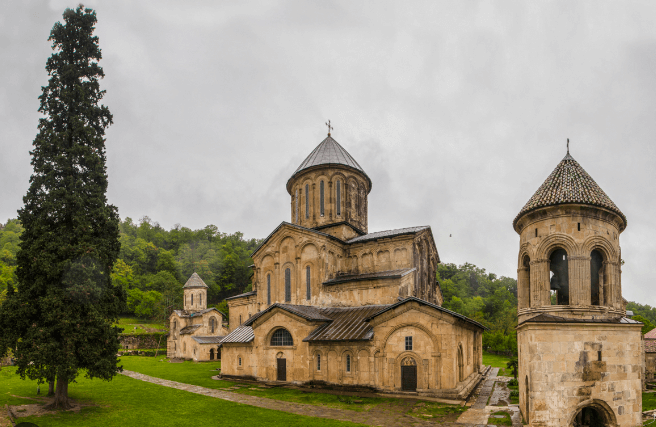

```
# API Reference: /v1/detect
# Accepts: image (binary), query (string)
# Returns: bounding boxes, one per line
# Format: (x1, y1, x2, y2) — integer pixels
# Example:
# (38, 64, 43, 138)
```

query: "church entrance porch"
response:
(401, 357, 417, 391)
(569, 400, 617, 427)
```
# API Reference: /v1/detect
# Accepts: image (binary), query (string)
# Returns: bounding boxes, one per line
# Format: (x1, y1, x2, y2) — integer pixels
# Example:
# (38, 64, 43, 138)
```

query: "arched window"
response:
(295, 189, 299, 223)
(591, 250, 604, 306)
(270, 328, 293, 346)
(191, 294, 194, 305)
(210, 317, 215, 334)
(336, 180, 341, 216)
(285, 268, 291, 302)
(199, 293, 202, 306)
(238, 357, 242, 366)
(549, 249, 569, 305)
(522, 255, 531, 309)
(210, 348, 214, 360)
(183, 342, 186, 352)
(172, 320, 177, 331)
(267, 274, 271, 305)
(306, 266, 311, 300)
(346, 354, 351, 372)
(317, 354, 321, 371)
(305, 184, 309, 219)
(320, 180, 325, 216)
(239, 314, 242, 324)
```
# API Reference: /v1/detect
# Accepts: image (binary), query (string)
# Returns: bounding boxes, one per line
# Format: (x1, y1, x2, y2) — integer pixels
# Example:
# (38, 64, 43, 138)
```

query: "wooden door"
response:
(401, 366, 417, 391)
(277, 358, 286, 381)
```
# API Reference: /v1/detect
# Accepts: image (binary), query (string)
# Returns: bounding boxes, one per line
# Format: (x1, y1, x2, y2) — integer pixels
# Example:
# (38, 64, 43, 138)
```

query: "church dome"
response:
(513, 151, 627, 231)
(287, 135, 371, 193)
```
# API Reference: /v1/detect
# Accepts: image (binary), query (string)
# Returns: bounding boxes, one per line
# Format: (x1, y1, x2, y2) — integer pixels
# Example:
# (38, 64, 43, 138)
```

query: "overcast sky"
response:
(2, 1, 655, 305)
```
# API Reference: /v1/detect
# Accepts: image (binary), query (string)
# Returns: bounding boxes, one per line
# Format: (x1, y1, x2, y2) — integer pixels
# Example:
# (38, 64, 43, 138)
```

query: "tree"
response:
(633, 315, 656, 336)
(0, 6, 124, 409)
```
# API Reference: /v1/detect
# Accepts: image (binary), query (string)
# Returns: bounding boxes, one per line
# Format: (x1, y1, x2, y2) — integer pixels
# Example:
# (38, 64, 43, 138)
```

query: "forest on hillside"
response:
(2, 217, 654, 354)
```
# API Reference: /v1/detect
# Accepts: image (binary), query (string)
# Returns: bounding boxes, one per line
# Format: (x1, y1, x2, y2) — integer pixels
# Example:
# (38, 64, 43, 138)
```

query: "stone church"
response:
(167, 273, 229, 361)
(514, 146, 642, 426)
(220, 133, 485, 399)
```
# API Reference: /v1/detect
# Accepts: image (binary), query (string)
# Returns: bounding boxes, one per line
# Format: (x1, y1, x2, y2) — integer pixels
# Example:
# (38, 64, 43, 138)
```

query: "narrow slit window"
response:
(346, 355, 351, 372)
(238, 357, 242, 366)
(306, 266, 311, 300)
(191, 294, 193, 305)
(405, 336, 413, 351)
(295, 189, 299, 223)
(317, 354, 321, 371)
(285, 268, 291, 302)
(199, 293, 202, 306)
(336, 180, 341, 216)
(239, 315, 242, 324)
(578, 223, 581, 231)
(535, 228, 538, 237)
(305, 184, 309, 219)
(267, 274, 271, 305)
(320, 180, 325, 216)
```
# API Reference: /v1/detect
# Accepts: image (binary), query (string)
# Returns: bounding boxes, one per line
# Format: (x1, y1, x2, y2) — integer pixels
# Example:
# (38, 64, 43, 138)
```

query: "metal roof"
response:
(514, 152, 627, 231)
(519, 313, 641, 326)
(287, 135, 371, 192)
(225, 291, 257, 301)
(323, 268, 416, 286)
(347, 226, 430, 244)
(303, 305, 388, 342)
(180, 325, 201, 335)
(220, 325, 255, 344)
(192, 336, 225, 344)
(171, 307, 227, 320)
(183, 272, 208, 289)
(365, 296, 488, 330)
(250, 221, 345, 258)
(244, 303, 332, 326)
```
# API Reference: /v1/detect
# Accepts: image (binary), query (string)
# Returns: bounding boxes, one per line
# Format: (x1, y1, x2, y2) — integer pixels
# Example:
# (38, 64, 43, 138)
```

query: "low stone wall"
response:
(119, 333, 167, 350)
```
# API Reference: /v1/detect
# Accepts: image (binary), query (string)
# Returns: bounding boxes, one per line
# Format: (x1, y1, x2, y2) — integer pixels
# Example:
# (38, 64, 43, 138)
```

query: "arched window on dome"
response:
(191, 294, 194, 306)
(320, 180, 325, 216)
(305, 184, 309, 219)
(590, 250, 604, 306)
(549, 248, 569, 305)
(295, 188, 299, 223)
(285, 268, 291, 302)
(521, 255, 531, 309)
(199, 293, 202, 306)
(267, 274, 271, 305)
(336, 180, 341, 216)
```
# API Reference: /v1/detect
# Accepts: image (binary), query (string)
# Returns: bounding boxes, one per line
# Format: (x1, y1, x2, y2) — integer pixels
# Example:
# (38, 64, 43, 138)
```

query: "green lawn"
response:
(407, 400, 467, 423)
(0, 365, 366, 427)
(644, 392, 656, 411)
(115, 317, 167, 335)
(488, 410, 513, 426)
(120, 356, 396, 412)
(483, 352, 512, 376)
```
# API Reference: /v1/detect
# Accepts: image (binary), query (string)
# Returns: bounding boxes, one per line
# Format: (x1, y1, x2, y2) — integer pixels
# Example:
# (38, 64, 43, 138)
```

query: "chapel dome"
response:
(513, 150, 627, 231)
(286, 135, 371, 194)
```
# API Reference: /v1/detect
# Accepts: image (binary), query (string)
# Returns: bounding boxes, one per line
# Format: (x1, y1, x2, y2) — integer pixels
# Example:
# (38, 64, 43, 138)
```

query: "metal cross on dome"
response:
(325, 120, 333, 136)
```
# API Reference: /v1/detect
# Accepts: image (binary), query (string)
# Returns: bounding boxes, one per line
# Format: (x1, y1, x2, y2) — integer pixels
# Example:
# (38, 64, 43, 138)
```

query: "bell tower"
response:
(183, 272, 208, 313)
(514, 146, 642, 427)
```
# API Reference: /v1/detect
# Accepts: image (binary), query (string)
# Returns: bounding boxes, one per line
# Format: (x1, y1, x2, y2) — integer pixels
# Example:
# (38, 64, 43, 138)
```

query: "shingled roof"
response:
(513, 152, 627, 230)
(287, 135, 371, 192)
(183, 272, 208, 289)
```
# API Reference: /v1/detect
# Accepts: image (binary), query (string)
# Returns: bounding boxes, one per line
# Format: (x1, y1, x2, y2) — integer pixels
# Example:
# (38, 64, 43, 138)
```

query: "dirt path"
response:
(120, 370, 482, 426)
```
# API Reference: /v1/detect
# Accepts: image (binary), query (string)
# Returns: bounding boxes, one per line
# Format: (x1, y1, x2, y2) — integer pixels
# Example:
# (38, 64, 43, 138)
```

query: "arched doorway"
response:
(569, 400, 617, 427)
(210, 348, 214, 360)
(401, 357, 417, 391)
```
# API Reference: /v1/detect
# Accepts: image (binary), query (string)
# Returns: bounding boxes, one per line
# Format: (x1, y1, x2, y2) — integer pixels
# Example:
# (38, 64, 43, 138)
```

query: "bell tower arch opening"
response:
(590, 250, 604, 306)
(549, 248, 569, 305)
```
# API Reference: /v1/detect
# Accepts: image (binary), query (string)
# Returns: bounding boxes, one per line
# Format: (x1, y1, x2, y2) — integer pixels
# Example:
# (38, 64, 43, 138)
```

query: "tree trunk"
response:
(46, 375, 72, 409)
(48, 380, 55, 396)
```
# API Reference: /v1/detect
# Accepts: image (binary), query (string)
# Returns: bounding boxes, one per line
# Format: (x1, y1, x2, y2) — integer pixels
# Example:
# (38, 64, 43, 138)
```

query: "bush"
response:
(509, 390, 519, 398)
(508, 378, 518, 387)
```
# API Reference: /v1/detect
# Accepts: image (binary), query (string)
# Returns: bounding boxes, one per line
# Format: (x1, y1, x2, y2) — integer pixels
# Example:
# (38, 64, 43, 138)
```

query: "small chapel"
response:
(219, 131, 486, 398)
(167, 272, 229, 361)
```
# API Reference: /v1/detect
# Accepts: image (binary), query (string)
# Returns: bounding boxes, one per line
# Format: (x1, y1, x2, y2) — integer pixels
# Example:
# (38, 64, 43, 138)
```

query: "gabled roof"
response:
(514, 152, 627, 230)
(192, 336, 225, 344)
(183, 272, 208, 289)
(225, 291, 257, 301)
(287, 135, 371, 192)
(303, 305, 387, 342)
(323, 268, 416, 286)
(244, 303, 332, 326)
(645, 328, 656, 339)
(250, 221, 345, 258)
(366, 296, 487, 330)
(347, 226, 430, 244)
(180, 325, 202, 335)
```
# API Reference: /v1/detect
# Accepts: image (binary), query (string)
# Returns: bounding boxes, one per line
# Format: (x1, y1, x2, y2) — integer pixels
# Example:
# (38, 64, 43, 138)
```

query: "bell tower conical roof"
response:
(513, 151, 627, 231)
(287, 135, 371, 193)
(183, 272, 208, 289)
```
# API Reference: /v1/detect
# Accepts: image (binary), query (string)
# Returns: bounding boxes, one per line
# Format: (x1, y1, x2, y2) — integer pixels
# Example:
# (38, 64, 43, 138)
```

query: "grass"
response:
(407, 401, 467, 422)
(0, 365, 366, 427)
(120, 356, 395, 412)
(115, 317, 167, 335)
(483, 352, 513, 376)
(644, 392, 656, 411)
(488, 410, 513, 426)
(507, 381, 519, 405)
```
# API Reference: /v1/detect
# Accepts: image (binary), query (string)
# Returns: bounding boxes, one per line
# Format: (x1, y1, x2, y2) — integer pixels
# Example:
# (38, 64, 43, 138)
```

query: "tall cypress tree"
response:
(0, 6, 124, 409)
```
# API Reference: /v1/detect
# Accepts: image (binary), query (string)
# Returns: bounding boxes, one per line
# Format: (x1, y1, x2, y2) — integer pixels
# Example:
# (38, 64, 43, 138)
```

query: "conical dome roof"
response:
(183, 272, 208, 289)
(287, 135, 371, 192)
(513, 152, 627, 230)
